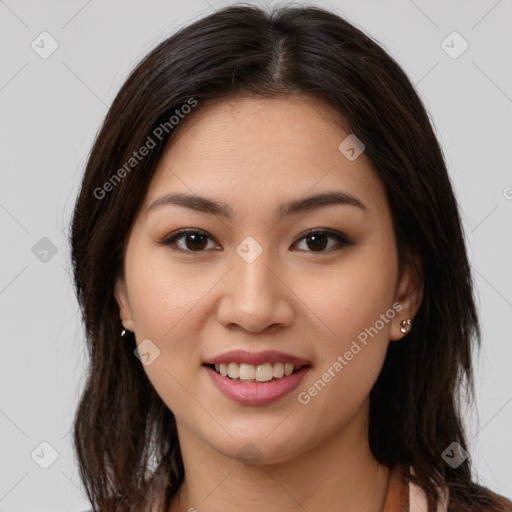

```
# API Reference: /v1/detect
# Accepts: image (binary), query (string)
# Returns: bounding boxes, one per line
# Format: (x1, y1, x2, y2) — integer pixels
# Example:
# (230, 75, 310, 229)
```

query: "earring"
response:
(400, 318, 413, 334)
(121, 328, 129, 337)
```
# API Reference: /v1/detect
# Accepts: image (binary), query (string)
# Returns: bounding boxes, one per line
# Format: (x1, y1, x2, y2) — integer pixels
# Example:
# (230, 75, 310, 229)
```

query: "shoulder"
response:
(407, 468, 512, 512)
(481, 490, 512, 511)
(449, 489, 512, 512)
(469, 483, 512, 512)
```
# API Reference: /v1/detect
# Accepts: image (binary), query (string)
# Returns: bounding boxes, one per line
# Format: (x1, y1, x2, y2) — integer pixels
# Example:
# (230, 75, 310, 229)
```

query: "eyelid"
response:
(159, 227, 352, 253)
(160, 228, 220, 252)
(294, 228, 352, 247)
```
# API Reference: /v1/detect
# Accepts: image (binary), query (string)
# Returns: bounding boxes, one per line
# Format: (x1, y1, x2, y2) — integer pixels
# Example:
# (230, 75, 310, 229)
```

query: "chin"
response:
(207, 430, 311, 467)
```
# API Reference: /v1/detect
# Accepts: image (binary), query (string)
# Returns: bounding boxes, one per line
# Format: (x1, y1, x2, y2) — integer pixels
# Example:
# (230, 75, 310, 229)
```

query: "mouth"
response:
(203, 363, 311, 406)
(204, 362, 309, 383)
(202, 349, 313, 405)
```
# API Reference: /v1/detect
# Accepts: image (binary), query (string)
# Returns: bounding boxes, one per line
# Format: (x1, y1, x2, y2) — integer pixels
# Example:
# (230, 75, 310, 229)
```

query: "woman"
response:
(70, 5, 512, 511)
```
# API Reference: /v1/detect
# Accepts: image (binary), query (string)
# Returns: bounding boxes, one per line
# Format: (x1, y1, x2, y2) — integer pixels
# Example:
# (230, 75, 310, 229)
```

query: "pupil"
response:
(184, 233, 328, 252)
(307, 234, 327, 251)
(186, 234, 207, 251)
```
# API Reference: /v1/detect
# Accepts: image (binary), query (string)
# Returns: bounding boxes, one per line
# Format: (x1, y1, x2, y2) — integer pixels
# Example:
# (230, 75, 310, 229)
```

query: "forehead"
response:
(143, 94, 387, 218)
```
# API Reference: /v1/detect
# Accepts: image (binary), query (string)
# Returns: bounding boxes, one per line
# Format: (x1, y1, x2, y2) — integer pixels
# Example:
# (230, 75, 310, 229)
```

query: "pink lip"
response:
(203, 349, 312, 367)
(204, 365, 311, 406)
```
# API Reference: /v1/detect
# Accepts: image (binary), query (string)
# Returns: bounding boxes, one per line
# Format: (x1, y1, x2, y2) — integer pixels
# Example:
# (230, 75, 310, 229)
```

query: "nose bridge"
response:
(216, 237, 294, 331)
(232, 237, 277, 300)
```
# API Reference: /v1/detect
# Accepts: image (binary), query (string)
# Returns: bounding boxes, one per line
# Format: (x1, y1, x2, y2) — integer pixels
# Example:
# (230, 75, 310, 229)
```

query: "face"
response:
(115, 94, 422, 465)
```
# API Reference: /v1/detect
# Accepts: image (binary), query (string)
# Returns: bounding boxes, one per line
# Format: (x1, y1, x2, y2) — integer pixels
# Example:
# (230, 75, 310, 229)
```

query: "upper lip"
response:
(203, 349, 312, 367)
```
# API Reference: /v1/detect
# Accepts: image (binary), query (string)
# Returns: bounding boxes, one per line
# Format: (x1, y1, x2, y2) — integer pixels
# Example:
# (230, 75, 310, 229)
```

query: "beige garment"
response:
(383, 465, 449, 512)
(410, 478, 449, 512)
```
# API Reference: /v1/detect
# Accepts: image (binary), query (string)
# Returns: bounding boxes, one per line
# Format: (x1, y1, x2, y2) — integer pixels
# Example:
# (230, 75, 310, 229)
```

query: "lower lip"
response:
(204, 365, 311, 406)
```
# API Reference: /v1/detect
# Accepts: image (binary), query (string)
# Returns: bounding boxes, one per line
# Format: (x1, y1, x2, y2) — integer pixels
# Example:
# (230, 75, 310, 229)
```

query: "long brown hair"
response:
(70, 5, 511, 511)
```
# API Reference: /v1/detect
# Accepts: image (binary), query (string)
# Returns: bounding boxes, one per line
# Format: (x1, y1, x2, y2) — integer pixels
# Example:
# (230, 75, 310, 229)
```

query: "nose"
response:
(216, 245, 295, 333)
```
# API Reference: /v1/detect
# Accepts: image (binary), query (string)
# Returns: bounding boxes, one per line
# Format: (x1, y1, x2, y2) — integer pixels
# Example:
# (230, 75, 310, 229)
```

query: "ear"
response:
(390, 253, 423, 341)
(114, 276, 135, 332)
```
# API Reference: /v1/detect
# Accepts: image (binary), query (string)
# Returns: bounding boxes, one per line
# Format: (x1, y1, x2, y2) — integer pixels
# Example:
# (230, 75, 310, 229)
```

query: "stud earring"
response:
(400, 318, 413, 334)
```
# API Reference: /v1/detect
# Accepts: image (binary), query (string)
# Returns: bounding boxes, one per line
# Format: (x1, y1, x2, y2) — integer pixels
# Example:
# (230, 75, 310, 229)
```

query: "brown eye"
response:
(161, 228, 351, 254)
(181, 233, 209, 251)
(292, 229, 351, 253)
(161, 229, 218, 252)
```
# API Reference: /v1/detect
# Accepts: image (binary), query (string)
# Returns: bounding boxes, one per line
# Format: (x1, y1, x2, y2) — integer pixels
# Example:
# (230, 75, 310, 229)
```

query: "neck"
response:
(168, 399, 390, 512)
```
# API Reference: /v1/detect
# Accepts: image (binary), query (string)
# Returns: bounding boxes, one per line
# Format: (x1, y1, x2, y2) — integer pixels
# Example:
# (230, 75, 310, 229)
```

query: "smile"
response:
(210, 362, 303, 382)
(204, 364, 311, 406)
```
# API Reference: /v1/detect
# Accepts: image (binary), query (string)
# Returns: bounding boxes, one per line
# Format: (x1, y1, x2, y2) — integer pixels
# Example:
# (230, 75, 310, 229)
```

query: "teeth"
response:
(239, 363, 256, 380)
(273, 362, 285, 378)
(256, 363, 273, 382)
(212, 362, 304, 381)
(285, 363, 294, 376)
(227, 362, 239, 379)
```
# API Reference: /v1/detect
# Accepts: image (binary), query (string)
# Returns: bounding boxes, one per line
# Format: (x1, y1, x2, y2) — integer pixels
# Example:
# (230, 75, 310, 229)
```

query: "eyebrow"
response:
(146, 191, 367, 220)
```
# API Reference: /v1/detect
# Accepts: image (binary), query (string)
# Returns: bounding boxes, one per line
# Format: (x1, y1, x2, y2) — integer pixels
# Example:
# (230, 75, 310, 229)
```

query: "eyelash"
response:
(160, 228, 352, 254)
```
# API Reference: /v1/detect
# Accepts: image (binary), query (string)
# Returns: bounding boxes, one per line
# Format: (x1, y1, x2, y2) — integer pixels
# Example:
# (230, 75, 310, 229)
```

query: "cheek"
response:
(125, 245, 214, 341)
(124, 249, 209, 413)
(295, 249, 398, 351)
(293, 257, 397, 436)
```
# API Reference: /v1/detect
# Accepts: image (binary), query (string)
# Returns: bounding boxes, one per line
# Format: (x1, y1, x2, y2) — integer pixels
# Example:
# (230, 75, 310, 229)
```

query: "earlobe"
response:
(114, 278, 135, 332)
(390, 255, 423, 341)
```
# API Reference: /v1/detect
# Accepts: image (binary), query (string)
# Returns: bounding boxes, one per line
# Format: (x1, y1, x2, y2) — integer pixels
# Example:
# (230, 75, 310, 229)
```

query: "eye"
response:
(160, 229, 219, 253)
(160, 228, 351, 254)
(292, 229, 352, 253)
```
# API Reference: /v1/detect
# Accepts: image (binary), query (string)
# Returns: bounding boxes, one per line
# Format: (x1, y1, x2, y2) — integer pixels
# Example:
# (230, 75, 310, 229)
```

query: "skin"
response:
(114, 94, 423, 512)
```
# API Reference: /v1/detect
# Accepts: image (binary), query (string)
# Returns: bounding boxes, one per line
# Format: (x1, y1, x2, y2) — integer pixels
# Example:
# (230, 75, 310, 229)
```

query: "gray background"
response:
(0, 0, 511, 510)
